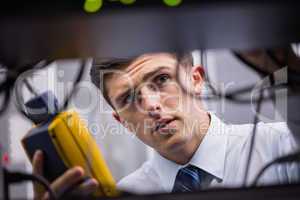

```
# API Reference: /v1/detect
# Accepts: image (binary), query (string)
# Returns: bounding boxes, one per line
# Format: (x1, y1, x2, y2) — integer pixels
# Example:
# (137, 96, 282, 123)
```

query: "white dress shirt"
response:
(117, 113, 300, 194)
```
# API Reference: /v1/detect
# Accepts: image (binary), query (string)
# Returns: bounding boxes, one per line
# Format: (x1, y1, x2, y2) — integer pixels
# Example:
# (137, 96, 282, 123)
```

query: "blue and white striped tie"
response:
(172, 164, 205, 192)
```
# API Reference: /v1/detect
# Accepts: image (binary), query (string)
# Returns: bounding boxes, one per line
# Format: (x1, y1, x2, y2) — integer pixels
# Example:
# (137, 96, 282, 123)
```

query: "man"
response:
(33, 52, 299, 198)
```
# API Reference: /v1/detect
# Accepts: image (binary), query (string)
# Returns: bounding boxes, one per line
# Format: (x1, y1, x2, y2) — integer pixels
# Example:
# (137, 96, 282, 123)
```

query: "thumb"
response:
(32, 150, 45, 198)
(33, 150, 44, 175)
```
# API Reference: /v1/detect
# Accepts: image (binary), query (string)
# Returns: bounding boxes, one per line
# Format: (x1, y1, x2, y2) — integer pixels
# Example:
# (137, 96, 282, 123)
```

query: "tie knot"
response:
(172, 165, 205, 192)
(184, 164, 201, 172)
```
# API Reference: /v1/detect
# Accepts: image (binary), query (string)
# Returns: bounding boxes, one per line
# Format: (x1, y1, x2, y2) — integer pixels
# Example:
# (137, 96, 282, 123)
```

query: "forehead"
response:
(106, 53, 177, 100)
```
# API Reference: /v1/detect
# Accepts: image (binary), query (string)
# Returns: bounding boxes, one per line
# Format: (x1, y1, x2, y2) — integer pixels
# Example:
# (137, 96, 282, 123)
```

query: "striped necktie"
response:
(172, 164, 205, 192)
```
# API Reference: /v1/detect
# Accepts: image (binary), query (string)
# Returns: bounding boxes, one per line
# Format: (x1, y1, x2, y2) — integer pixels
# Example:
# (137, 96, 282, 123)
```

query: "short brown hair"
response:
(90, 57, 133, 108)
(90, 53, 193, 109)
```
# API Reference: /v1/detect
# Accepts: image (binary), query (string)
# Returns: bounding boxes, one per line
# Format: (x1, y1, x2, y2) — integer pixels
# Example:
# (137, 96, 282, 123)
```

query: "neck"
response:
(160, 111, 211, 165)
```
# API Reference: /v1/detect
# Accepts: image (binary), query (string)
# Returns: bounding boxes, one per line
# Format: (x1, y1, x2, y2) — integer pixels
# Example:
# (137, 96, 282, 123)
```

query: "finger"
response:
(51, 166, 85, 195)
(60, 178, 99, 199)
(77, 178, 99, 196)
(32, 150, 45, 199)
(32, 150, 44, 176)
(44, 178, 98, 199)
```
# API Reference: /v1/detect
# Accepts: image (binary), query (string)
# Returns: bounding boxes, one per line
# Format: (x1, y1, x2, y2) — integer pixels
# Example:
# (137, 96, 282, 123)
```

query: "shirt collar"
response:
(151, 112, 228, 192)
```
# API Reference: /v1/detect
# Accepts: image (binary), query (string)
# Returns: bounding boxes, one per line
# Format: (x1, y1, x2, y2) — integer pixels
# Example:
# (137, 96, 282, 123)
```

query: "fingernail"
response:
(82, 178, 98, 187)
(33, 150, 42, 159)
(73, 167, 84, 176)
(92, 179, 99, 186)
(36, 150, 42, 156)
(43, 192, 49, 200)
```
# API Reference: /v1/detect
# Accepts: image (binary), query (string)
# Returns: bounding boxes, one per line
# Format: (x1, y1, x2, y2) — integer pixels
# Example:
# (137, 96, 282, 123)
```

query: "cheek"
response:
(134, 121, 156, 147)
(124, 115, 155, 145)
(119, 112, 138, 131)
(161, 84, 184, 110)
(119, 112, 149, 134)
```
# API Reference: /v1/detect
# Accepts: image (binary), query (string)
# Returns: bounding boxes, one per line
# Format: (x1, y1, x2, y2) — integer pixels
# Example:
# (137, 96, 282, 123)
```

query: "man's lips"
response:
(153, 118, 176, 133)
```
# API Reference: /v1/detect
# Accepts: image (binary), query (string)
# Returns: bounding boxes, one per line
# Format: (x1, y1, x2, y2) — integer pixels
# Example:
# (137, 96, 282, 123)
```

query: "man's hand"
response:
(32, 150, 99, 200)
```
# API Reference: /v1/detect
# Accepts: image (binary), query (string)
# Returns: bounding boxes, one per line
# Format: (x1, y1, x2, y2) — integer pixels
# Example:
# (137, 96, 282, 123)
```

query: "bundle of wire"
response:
(0, 59, 86, 199)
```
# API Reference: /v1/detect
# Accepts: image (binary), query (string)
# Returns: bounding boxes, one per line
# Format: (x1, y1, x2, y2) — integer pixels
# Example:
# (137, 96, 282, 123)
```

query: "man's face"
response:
(106, 53, 206, 155)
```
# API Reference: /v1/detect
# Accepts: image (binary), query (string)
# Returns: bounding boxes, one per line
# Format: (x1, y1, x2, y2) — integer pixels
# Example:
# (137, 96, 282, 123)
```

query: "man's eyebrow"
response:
(142, 66, 170, 82)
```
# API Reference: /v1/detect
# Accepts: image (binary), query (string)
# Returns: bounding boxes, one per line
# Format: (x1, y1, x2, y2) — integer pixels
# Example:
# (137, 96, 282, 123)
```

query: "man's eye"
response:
(123, 93, 135, 105)
(154, 74, 170, 86)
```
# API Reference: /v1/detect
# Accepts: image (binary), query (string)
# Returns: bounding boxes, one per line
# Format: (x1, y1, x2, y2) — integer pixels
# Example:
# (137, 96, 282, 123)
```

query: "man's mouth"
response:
(153, 118, 177, 133)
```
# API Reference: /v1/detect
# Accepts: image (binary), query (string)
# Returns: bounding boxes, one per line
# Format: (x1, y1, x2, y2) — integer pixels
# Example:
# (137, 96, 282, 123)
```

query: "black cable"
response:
(0, 61, 54, 199)
(24, 78, 39, 97)
(243, 88, 264, 186)
(178, 52, 254, 104)
(176, 50, 300, 105)
(11, 77, 41, 120)
(14, 78, 31, 119)
(185, 51, 270, 185)
(0, 83, 11, 116)
(198, 81, 288, 104)
(0, 67, 15, 115)
(13, 61, 53, 119)
(13, 59, 86, 115)
(266, 49, 288, 68)
(267, 48, 300, 85)
(0, 60, 85, 200)
(243, 50, 269, 186)
(4, 169, 57, 200)
(233, 52, 269, 77)
(178, 51, 290, 104)
(61, 59, 86, 111)
(0, 61, 53, 117)
(201, 50, 219, 97)
(252, 150, 300, 186)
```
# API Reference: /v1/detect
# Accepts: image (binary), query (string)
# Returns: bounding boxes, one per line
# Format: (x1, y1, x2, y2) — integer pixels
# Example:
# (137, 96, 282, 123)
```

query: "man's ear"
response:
(112, 112, 129, 129)
(191, 65, 205, 94)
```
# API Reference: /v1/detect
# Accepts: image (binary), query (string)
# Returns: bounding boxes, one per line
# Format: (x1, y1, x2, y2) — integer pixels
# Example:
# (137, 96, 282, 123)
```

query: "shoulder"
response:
(227, 121, 297, 157)
(259, 122, 298, 155)
(250, 121, 295, 148)
(117, 160, 163, 194)
(228, 121, 292, 140)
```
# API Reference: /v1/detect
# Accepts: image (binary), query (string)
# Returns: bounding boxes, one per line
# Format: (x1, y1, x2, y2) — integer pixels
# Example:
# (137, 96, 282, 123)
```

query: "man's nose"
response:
(139, 86, 161, 118)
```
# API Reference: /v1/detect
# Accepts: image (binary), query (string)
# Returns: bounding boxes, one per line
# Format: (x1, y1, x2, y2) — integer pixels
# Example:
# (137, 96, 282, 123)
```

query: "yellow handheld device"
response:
(21, 92, 120, 197)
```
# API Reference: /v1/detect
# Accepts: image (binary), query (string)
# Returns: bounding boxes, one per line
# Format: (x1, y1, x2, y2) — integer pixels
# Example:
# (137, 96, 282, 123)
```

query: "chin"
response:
(164, 131, 191, 153)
